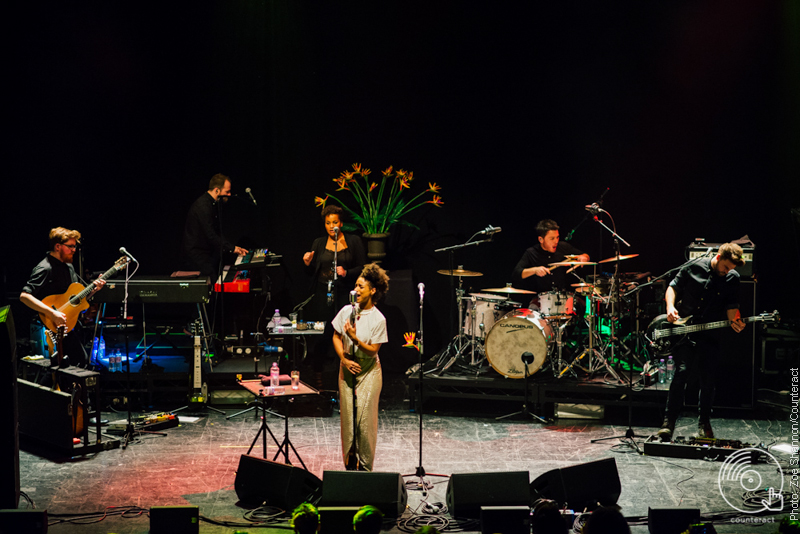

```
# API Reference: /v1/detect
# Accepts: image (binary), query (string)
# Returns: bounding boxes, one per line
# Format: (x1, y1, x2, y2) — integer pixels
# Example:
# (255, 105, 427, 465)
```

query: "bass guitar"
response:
(645, 310, 779, 356)
(40, 256, 129, 352)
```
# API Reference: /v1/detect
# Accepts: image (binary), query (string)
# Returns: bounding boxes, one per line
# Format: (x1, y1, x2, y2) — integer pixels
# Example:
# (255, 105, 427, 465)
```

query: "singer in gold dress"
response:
(332, 263, 389, 471)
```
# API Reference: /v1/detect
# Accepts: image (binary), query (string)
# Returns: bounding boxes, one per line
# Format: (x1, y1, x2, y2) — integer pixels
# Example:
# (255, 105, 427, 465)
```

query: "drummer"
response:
(511, 219, 590, 308)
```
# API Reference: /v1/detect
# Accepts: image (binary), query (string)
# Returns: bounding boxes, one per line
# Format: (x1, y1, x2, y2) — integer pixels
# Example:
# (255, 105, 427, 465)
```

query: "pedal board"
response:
(107, 412, 179, 433)
(643, 436, 759, 462)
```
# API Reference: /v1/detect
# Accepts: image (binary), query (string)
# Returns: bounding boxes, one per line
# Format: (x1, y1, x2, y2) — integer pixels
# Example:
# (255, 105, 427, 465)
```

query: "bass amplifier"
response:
(686, 240, 754, 278)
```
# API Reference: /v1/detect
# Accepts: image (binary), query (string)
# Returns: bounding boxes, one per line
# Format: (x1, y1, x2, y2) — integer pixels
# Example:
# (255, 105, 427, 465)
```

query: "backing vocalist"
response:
(332, 263, 389, 471)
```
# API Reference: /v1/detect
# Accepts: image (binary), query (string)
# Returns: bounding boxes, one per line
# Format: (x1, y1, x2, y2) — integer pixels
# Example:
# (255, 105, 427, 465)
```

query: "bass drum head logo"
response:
(717, 448, 784, 513)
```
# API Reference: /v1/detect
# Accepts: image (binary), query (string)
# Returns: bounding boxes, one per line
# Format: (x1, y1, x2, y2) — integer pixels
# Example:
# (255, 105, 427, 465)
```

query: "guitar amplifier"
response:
(686, 239, 754, 278)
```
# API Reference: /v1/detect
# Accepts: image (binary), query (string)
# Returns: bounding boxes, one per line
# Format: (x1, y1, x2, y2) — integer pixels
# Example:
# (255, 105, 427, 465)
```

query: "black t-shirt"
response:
(669, 257, 740, 321)
(22, 254, 78, 301)
(511, 241, 584, 294)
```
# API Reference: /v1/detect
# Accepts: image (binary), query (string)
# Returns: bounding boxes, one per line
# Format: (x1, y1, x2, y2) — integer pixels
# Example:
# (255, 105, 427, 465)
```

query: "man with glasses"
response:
(20, 227, 104, 367)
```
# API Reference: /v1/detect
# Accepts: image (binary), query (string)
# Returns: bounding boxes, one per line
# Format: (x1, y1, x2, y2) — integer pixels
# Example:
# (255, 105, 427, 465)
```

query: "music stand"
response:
(238, 378, 319, 468)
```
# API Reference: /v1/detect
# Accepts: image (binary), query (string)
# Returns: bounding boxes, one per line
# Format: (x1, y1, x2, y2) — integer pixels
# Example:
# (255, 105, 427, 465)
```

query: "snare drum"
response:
(463, 293, 506, 339)
(539, 291, 574, 318)
(485, 309, 554, 378)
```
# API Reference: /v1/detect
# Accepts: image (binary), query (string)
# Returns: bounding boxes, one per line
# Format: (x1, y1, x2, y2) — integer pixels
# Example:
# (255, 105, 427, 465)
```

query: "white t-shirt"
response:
(332, 304, 388, 360)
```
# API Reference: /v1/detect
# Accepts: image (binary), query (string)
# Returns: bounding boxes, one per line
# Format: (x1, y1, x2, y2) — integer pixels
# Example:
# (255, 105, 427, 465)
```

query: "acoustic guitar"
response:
(40, 256, 129, 353)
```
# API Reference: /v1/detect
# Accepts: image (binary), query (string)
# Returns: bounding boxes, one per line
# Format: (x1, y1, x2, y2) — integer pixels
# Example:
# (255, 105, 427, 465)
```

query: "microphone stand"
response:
(119, 257, 166, 448)
(346, 292, 359, 470)
(586, 209, 644, 445)
(408, 285, 432, 490)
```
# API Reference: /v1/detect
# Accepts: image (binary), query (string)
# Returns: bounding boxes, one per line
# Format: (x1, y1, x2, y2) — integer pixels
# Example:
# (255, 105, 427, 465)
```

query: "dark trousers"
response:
(665, 336, 720, 422)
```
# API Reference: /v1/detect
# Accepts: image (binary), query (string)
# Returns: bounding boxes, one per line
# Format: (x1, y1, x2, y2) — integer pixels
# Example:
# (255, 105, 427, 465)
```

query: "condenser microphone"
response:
(585, 203, 601, 215)
(119, 247, 138, 264)
(480, 225, 502, 235)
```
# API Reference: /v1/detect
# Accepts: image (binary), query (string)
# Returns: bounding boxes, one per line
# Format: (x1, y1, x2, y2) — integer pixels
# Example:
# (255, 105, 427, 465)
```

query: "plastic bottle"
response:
(113, 349, 120, 372)
(90, 337, 100, 365)
(658, 359, 666, 384)
(98, 336, 106, 368)
(272, 309, 282, 333)
(270, 361, 280, 388)
(666, 356, 674, 383)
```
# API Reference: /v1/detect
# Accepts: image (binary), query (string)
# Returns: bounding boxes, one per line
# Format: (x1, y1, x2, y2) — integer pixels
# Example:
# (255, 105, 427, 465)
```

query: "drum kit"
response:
(434, 253, 648, 383)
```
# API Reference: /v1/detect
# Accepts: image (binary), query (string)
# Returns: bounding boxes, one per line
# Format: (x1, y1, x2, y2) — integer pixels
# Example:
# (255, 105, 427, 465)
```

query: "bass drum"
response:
(485, 309, 554, 378)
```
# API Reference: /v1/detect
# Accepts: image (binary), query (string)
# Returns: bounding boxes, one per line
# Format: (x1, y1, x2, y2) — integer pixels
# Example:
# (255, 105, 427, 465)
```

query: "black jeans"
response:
(665, 335, 720, 422)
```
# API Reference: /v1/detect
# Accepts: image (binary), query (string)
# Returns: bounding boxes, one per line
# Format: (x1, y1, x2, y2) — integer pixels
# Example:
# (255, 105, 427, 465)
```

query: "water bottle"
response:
(272, 309, 282, 333)
(98, 336, 106, 368)
(666, 356, 674, 383)
(90, 337, 100, 365)
(658, 359, 666, 384)
(270, 361, 280, 388)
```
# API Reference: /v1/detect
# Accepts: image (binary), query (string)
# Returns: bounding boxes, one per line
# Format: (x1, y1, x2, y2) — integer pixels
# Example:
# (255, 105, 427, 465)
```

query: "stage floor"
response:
(16, 375, 791, 533)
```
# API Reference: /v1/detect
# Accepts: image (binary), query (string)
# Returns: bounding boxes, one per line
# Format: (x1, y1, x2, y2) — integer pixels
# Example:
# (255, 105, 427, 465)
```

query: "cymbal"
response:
(549, 261, 597, 267)
(570, 282, 595, 291)
(483, 285, 536, 295)
(437, 268, 483, 277)
(597, 254, 639, 264)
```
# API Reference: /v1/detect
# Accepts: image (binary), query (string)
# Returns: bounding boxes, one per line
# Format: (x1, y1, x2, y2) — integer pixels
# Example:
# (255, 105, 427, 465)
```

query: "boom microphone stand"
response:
(583, 207, 645, 445)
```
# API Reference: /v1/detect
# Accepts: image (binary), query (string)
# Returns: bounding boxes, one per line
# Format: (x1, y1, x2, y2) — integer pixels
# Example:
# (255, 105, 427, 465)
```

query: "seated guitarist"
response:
(20, 227, 105, 368)
(657, 242, 746, 441)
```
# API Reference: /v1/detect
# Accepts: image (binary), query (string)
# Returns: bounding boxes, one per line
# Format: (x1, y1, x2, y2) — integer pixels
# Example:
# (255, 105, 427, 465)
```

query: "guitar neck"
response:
(72, 262, 124, 303)
(670, 315, 761, 336)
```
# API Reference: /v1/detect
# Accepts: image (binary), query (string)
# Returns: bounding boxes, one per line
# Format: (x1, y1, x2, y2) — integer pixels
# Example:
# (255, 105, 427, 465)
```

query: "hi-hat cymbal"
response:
(571, 282, 596, 294)
(437, 268, 483, 277)
(597, 254, 639, 264)
(482, 284, 536, 295)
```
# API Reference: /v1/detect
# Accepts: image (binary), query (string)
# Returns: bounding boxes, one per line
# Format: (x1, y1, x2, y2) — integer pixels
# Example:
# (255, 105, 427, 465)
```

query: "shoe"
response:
(698, 420, 714, 439)
(657, 418, 675, 442)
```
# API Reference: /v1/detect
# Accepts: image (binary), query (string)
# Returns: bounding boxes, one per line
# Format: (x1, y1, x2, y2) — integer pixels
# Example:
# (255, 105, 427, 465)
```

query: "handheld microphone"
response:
(418, 282, 425, 304)
(119, 247, 138, 264)
(349, 290, 357, 325)
(245, 187, 257, 206)
(480, 225, 502, 235)
(585, 203, 602, 215)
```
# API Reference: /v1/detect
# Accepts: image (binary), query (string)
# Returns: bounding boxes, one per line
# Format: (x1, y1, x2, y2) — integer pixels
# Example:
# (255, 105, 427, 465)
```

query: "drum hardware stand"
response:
(497, 351, 548, 423)
(586, 207, 645, 444)
(549, 317, 574, 378)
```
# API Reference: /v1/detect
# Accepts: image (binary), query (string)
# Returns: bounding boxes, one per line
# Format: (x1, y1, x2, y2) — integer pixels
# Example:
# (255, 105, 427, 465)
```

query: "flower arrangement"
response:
(315, 163, 443, 234)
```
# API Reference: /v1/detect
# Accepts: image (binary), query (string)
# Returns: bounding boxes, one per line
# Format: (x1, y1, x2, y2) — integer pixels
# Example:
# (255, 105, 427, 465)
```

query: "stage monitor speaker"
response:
(0, 306, 19, 510)
(530, 458, 620, 510)
(480, 505, 530, 534)
(320, 471, 408, 518)
(445, 471, 531, 519)
(234, 455, 322, 509)
(648, 507, 700, 534)
(150, 505, 199, 534)
(0, 509, 48, 534)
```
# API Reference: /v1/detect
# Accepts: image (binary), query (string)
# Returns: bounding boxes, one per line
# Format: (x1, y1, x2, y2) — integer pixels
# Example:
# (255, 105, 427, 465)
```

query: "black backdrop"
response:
(7, 2, 799, 363)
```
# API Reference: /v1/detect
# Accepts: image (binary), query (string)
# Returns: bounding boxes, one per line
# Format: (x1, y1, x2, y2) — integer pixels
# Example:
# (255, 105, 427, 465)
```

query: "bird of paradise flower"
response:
(314, 163, 444, 234)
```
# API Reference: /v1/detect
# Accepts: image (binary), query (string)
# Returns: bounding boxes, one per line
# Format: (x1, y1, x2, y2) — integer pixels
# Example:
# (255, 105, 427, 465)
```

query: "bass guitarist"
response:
(20, 227, 105, 368)
(657, 242, 746, 441)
